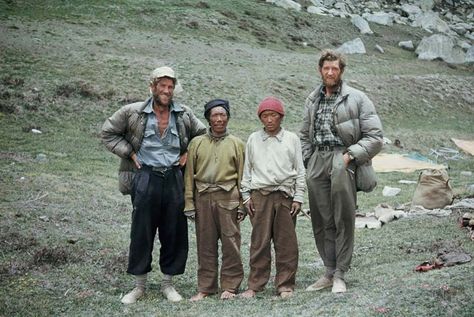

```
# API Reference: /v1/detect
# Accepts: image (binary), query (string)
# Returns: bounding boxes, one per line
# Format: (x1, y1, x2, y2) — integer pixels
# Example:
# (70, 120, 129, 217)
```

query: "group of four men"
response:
(101, 49, 383, 304)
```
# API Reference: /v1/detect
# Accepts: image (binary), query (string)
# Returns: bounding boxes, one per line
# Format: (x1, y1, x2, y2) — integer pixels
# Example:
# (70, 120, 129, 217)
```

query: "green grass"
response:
(1, 0, 474, 316)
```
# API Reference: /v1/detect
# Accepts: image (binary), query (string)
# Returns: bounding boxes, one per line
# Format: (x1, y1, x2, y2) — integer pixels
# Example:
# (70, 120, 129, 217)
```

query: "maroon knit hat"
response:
(257, 96, 285, 117)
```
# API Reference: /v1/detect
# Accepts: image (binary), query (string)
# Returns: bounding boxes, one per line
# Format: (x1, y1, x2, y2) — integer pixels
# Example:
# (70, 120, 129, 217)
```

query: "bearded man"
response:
(101, 66, 205, 304)
(300, 50, 383, 293)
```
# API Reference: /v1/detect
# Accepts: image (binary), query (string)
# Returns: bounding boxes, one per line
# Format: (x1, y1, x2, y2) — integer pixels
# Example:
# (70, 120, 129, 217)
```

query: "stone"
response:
(351, 15, 373, 34)
(412, 11, 450, 33)
(266, 0, 301, 11)
(382, 186, 401, 197)
(363, 11, 394, 26)
(399, 40, 415, 51)
(336, 37, 366, 54)
(416, 34, 466, 64)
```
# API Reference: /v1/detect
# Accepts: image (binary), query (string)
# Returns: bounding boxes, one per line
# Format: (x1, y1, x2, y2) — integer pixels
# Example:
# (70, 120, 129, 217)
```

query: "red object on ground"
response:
(415, 261, 443, 272)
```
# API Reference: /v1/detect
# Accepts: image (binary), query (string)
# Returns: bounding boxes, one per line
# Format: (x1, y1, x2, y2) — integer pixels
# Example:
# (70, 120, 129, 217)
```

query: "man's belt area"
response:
(141, 165, 179, 176)
(316, 144, 346, 152)
(195, 180, 237, 193)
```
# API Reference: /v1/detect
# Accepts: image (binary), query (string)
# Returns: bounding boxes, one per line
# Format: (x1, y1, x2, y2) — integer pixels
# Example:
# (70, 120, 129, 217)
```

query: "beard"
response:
(153, 93, 172, 107)
(322, 76, 342, 89)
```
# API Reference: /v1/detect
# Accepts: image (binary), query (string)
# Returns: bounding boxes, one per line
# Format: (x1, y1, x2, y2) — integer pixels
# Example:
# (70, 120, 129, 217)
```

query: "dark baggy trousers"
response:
(127, 166, 188, 276)
(306, 149, 357, 278)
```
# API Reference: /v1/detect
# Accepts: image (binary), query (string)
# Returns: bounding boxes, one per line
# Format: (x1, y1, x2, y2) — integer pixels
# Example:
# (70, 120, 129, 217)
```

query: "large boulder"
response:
(416, 34, 465, 64)
(412, 11, 450, 33)
(266, 0, 301, 11)
(466, 46, 474, 63)
(336, 38, 366, 54)
(400, 4, 423, 19)
(362, 11, 394, 26)
(307, 6, 328, 15)
(351, 15, 373, 34)
(399, 40, 415, 51)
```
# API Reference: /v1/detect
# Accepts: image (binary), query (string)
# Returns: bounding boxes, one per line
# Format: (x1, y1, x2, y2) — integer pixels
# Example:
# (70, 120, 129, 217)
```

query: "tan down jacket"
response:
(101, 97, 206, 194)
(299, 81, 383, 166)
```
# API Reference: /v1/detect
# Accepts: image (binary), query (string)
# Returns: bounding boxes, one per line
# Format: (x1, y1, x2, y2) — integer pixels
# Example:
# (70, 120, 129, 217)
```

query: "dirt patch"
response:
(102, 250, 128, 273)
(55, 81, 115, 100)
(0, 231, 38, 252)
(0, 151, 33, 163)
(33, 246, 73, 266)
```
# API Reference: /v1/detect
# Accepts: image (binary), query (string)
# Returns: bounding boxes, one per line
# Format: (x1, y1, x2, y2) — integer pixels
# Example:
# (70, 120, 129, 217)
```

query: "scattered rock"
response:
(355, 215, 382, 229)
(267, 0, 301, 11)
(351, 15, 373, 34)
(466, 184, 474, 194)
(416, 34, 466, 64)
(336, 37, 366, 54)
(268, 0, 474, 64)
(399, 40, 415, 51)
(35, 153, 48, 163)
(382, 186, 401, 196)
(362, 11, 394, 26)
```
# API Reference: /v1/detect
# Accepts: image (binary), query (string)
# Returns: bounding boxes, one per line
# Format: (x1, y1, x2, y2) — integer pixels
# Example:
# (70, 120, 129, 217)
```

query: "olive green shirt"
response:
(184, 130, 245, 212)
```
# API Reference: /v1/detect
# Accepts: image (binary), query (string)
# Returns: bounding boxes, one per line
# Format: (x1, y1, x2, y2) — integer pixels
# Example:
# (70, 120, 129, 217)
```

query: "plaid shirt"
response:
(313, 84, 344, 147)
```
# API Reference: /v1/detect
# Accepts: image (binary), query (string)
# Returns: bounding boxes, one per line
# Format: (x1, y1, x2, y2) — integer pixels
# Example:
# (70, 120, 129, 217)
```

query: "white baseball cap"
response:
(149, 66, 183, 94)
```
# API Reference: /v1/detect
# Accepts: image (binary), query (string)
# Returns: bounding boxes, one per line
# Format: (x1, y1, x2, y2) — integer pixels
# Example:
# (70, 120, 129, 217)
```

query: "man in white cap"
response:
(101, 66, 206, 304)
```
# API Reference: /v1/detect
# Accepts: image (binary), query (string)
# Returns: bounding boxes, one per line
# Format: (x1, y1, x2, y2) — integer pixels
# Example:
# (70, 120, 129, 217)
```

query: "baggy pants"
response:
(247, 190, 298, 293)
(194, 187, 243, 294)
(306, 149, 356, 278)
(127, 166, 188, 276)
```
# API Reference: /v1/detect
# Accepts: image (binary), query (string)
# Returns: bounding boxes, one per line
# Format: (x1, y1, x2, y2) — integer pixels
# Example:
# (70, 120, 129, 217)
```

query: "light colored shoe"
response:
(306, 276, 333, 291)
(162, 285, 183, 302)
(280, 290, 293, 299)
(121, 287, 144, 304)
(332, 277, 347, 293)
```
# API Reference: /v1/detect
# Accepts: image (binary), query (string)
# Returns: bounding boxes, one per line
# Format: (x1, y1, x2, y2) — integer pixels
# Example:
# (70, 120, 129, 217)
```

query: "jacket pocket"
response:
(355, 161, 377, 193)
(118, 171, 135, 195)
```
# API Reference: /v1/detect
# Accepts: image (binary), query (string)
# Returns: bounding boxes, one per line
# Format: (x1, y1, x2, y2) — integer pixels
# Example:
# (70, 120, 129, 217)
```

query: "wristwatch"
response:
(348, 153, 355, 161)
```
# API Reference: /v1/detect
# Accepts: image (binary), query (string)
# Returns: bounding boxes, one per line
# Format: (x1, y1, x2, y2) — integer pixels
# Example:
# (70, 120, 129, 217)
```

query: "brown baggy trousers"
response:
(194, 187, 244, 294)
(306, 149, 357, 278)
(247, 190, 298, 293)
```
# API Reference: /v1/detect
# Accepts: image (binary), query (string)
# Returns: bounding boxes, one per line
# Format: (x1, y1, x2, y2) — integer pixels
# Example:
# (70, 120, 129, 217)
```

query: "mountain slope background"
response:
(1, 1, 473, 316)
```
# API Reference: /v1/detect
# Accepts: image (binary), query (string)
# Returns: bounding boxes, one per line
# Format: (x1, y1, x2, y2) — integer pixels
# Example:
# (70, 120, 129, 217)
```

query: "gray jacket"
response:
(101, 97, 206, 194)
(299, 81, 383, 166)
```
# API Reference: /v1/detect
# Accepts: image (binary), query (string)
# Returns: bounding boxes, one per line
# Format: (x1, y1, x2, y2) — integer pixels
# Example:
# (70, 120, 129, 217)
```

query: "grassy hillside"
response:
(1, 1, 473, 316)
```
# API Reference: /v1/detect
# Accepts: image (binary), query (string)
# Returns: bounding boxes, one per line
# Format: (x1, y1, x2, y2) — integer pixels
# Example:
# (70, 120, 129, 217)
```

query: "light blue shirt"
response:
(137, 100, 180, 168)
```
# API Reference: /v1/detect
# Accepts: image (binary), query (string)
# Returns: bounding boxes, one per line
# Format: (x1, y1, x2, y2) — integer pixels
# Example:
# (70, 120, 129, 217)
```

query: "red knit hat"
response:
(257, 96, 285, 117)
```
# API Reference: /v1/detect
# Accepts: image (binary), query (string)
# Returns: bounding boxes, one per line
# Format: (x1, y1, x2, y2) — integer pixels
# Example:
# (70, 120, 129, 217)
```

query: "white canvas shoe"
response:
(121, 287, 145, 304)
(332, 277, 347, 293)
(162, 285, 183, 302)
(306, 276, 333, 291)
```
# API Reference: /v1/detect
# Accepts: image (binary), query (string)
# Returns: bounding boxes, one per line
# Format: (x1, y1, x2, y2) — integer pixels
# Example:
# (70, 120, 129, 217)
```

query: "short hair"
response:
(318, 49, 346, 72)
